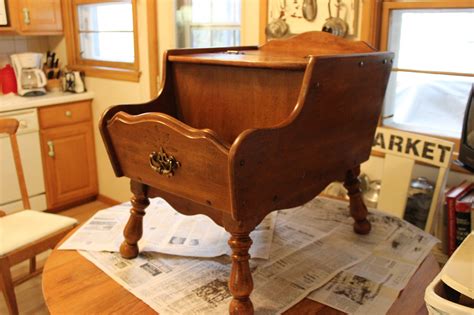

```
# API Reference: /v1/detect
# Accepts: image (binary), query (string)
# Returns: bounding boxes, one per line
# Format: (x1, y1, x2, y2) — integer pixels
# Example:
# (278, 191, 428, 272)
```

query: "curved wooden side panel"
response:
(229, 52, 394, 221)
(107, 111, 232, 213)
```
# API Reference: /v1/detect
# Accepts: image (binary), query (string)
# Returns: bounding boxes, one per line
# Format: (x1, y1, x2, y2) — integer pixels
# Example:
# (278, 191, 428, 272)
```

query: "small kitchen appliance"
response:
(10, 53, 47, 96)
(64, 71, 86, 93)
(0, 64, 17, 94)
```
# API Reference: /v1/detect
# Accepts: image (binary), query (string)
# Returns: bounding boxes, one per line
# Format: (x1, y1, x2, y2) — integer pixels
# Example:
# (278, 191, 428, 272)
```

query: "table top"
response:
(43, 231, 440, 315)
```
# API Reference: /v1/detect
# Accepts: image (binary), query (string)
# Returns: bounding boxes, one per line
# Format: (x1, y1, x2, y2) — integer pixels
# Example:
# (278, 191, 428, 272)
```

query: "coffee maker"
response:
(11, 53, 47, 96)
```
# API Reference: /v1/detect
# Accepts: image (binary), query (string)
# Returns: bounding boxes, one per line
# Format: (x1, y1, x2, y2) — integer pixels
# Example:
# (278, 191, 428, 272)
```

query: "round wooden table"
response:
(43, 233, 440, 314)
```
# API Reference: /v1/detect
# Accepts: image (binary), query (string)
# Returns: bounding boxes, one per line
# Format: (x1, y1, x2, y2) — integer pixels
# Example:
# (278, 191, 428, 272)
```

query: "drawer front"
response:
(39, 101, 92, 129)
(106, 112, 232, 212)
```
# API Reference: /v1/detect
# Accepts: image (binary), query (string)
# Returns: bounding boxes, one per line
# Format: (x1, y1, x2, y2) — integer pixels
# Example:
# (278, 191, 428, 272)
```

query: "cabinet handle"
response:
(47, 141, 55, 158)
(19, 120, 28, 129)
(22, 8, 31, 25)
(65, 110, 72, 117)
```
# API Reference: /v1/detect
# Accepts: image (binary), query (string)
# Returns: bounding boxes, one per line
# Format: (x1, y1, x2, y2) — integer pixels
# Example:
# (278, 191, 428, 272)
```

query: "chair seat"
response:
(0, 210, 77, 256)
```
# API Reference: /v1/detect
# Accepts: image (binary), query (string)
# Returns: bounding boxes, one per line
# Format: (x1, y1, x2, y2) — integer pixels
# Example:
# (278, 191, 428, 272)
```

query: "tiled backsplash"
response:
(0, 36, 49, 67)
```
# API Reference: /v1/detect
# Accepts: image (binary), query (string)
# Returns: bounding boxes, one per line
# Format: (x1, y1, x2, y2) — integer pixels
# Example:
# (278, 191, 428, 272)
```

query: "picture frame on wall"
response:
(0, 0, 8, 26)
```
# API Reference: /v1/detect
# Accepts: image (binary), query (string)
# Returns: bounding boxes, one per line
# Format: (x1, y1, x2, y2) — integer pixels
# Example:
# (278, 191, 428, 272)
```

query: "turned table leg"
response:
(344, 166, 371, 235)
(120, 191, 150, 259)
(228, 232, 254, 315)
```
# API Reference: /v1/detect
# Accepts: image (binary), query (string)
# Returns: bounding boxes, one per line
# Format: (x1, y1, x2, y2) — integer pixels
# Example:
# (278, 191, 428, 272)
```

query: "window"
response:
(380, 2, 474, 142)
(64, 0, 139, 81)
(175, 0, 241, 48)
(77, 2, 134, 63)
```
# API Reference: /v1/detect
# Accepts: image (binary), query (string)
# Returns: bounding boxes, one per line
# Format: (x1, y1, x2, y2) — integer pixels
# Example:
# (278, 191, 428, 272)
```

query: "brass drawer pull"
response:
(22, 8, 31, 25)
(149, 147, 181, 177)
(47, 141, 55, 158)
(65, 110, 72, 117)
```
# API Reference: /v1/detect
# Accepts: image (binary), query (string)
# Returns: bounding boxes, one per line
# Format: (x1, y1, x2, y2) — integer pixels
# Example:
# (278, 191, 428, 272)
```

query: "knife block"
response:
(46, 78, 61, 92)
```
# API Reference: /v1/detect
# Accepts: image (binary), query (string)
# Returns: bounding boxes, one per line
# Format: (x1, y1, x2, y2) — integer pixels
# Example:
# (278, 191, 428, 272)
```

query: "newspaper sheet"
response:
(307, 199, 439, 314)
(77, 197, 437, 314)
(79, 250, 198, 290)
(79, 198, 371, 314)
(251, 232, 371, 314)
(267, 206, 330, 263)
(58, 203, 131, 252)
(80, 230, 369, 314)
(60, 197, 276, 259)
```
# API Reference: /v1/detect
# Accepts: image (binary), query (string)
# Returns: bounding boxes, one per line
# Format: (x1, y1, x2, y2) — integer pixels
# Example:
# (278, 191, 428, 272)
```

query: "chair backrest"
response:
(372, 127, 454, 233)
(0, 118, 31, 209)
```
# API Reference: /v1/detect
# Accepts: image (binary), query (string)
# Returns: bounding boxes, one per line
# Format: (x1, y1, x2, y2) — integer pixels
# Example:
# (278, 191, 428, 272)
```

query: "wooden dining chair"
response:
(0, 118, 78, 315)
(372, 127, 454, 233)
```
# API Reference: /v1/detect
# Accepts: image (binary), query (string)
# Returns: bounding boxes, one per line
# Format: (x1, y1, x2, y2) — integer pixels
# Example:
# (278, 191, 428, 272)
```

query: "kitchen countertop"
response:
(0, 91, 94, 113)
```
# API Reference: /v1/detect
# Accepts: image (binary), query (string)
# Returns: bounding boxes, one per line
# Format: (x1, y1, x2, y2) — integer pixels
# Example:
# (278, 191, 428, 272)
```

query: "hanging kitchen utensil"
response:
(265, 0, 289, 39)
(322, 0, 348, 37)
(302, 0, 317, 22)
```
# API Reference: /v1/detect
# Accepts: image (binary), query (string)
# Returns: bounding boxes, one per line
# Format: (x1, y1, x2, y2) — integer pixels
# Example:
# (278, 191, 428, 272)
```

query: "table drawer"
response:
(39, 101, 92, 129)
(106, 111, 231, 212)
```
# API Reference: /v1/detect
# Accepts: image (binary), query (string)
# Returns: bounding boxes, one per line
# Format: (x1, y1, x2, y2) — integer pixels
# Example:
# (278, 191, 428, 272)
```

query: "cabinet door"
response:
(40, 122, 98, 209)
(17, 0, 62, 33)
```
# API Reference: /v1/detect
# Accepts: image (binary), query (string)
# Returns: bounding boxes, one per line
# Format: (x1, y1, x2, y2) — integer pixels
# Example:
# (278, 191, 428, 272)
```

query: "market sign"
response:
(372, 127, 454, 168)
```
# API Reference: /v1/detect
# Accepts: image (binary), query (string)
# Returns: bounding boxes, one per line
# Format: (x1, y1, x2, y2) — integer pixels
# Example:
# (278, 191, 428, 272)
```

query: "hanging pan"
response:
(302, 0, 318, 22)
(322, 0, 348, 37)
(265, 0, 289, 38)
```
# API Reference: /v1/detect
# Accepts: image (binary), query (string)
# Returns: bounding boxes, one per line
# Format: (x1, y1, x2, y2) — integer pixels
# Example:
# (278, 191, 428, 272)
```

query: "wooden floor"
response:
(0, 200, 112, 315)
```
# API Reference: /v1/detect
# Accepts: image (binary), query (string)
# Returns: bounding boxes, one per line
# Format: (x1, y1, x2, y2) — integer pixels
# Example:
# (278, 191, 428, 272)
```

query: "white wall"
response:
(241, 0, 261, 45)
(0, 36, 51, 68)
(87, 78, 150, 202)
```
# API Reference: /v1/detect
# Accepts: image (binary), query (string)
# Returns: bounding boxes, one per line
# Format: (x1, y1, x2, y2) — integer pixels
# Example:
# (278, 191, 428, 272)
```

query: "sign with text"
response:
(373, 127, 454, 168)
